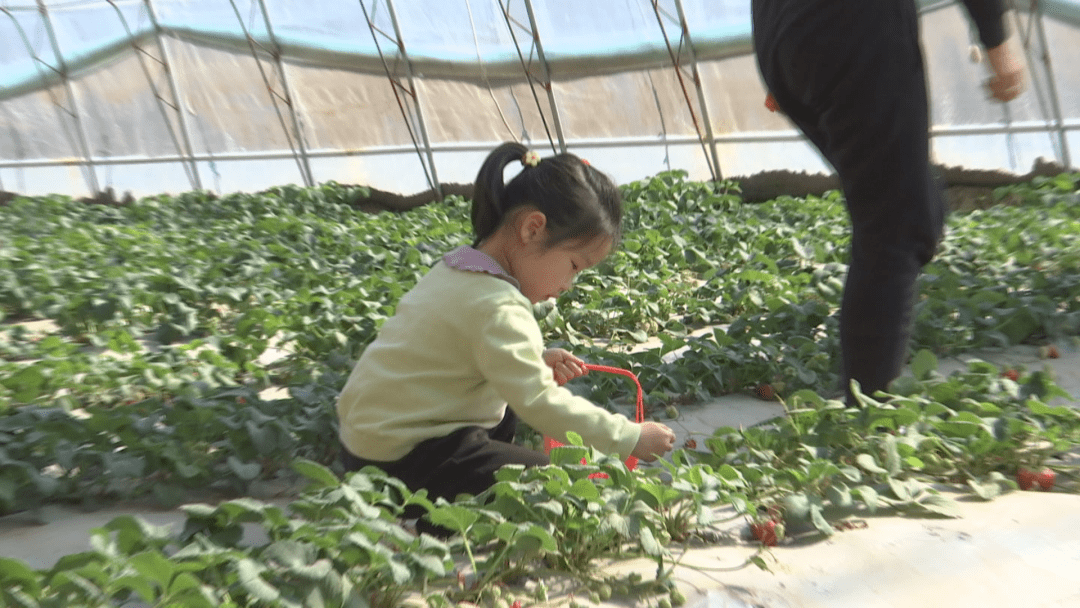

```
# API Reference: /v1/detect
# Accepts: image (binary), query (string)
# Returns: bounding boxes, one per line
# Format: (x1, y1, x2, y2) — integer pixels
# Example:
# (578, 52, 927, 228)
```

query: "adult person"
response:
(751, 0, 1025, 404)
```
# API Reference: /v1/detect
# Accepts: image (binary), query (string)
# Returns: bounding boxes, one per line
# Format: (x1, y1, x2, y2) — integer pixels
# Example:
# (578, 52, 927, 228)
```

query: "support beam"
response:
(2, 120, 1076, 172)
(227, 0, 313, 188)
(520, 0, 566, 153)
(651, 0, 722, 181)
(108, 0, 201, 190)
(672, 0, 722, 181)
(500, 0, 567, 154)
(359, 0, 441, 197)
(1032, 0, 1072, 168)
(254, 0, 315, 187)
(35, 1, 100, 194)
(145, 0, 203, 190)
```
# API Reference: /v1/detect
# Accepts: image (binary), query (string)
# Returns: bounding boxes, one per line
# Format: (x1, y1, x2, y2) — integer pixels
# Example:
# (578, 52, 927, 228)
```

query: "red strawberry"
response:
(755, 383, 776, 401)
(1001, 369, 1019, 382)
(1016, 468, 1036, 490)
(1036, 467, 1056, 491)
(683, 438, 698, 449)
(750, 520, 781, 546)
(1040, 345, 1061, 359)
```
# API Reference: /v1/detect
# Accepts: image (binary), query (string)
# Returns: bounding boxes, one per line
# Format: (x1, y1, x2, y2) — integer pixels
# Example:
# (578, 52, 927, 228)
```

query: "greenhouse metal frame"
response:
(1, 0, 1078, 198)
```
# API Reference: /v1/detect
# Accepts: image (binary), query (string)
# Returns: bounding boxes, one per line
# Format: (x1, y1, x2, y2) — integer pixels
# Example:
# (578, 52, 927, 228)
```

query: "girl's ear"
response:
(518, 210, 548, 244)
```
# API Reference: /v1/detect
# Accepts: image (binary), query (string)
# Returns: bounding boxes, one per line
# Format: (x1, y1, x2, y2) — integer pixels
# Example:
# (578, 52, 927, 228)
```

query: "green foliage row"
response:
(0, 171, 1079, 607)
(3, 355, 1079, 608)
(2, 173, 1080, 514)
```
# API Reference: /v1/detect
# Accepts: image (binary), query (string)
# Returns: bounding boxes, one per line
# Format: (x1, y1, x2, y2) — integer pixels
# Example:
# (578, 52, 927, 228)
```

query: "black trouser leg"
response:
(752, 0, 946, 404)
(340, 407, 549, 534)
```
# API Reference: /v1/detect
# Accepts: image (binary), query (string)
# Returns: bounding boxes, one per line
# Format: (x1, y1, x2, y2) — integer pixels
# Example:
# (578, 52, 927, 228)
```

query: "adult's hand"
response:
(985, 39, 1025, 102)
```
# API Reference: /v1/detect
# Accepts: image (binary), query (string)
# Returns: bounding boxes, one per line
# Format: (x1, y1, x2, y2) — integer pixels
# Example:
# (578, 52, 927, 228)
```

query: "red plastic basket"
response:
(543, 363, 645, 474)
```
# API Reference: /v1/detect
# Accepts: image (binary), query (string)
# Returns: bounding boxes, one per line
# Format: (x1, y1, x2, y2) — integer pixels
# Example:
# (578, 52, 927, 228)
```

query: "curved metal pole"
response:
(520, 0, 566, 154)
(384, 0, 441, 196)
(227, 0, 312, 188)
(360, 0, 440, 197)
(500, 0, 558, 152)
(651, 0, 720, 181)
(673, 0, 722, 181)
(144, 0, 203, 190)
(1032, 0, 1072, 168)
(255, 0, 314, 187)
(36, 0, 100, 194)
(107, 0, 200, 190)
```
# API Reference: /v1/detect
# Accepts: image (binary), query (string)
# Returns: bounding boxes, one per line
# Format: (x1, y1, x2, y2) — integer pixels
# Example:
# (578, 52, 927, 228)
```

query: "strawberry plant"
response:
(1, 172, 1079, 607)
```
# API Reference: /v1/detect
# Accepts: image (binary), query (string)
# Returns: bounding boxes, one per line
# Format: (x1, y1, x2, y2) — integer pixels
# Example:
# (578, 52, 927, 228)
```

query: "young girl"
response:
(336, 142, 676, 514)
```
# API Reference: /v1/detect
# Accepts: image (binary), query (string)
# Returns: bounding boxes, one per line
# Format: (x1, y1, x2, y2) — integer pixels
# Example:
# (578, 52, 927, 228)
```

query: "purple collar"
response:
(443, 245, 520, 289)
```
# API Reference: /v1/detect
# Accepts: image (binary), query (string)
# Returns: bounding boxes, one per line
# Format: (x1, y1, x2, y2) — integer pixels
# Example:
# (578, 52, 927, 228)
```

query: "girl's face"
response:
(512, 216, 612, 304)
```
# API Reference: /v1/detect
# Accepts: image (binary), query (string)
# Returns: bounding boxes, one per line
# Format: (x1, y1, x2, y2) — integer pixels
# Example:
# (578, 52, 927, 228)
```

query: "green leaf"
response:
(293, 459, 341, 488)
(909, 350, 938, 380)
(853, 485, 880, 514)
(883, 435, 902, 476)
(825, 481, 853, 509)
(549, 445, 589, 467)
(569, 478, 600, 501)
(112, 574, 159, 602)
(967, 478, 1002, 501)
(168, 572, 203, 596)
(855, 454, 887, 475)
(809, 505, 834, 536)
(226, 456, 261, 481)
(0, 557, 41, 595)
(525, 524, 558, 553)
(5, 588, 40, 608)
(388, 557, 412, 585)
(600, 512, 631, 537)
(918, 493, 962, 518)
(887, 478, 920, 503)
(994, 308, 1040, 344)
(410, 553, 449, 577)
(427, 505, 478, 533)
(781, 493, 810, 523)
(128, 551, 174, 588)
(638, 525, 663, 556)
(180, 503, 217, 518)
(237, 558, 280, 602)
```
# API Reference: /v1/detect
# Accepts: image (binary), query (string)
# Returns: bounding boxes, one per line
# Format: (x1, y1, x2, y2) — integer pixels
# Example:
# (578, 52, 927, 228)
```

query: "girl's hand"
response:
(543, 348, 588, 386)
(631, 422, 677, 462)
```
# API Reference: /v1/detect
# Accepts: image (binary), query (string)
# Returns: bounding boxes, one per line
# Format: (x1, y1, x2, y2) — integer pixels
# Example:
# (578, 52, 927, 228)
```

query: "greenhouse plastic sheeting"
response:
(0, 0, 1078, 197)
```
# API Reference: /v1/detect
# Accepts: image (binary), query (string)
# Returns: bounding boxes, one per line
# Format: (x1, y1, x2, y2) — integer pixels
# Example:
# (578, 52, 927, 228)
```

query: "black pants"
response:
(340, 408, 549, 519)
(752, 0, 946, 403)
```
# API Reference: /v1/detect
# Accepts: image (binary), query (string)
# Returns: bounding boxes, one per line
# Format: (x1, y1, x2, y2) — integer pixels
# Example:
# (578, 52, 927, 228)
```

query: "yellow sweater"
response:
(336, 257, 641, 462)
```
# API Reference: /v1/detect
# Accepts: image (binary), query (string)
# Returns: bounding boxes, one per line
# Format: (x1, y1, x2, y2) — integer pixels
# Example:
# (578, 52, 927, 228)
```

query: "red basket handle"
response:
(543, 363, 644, 473)
(581, 363, 644, 424)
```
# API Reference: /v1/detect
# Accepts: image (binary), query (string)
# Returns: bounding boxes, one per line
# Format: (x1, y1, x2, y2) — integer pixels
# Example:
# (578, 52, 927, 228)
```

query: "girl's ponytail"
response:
(470, 141, 622, 253)
(471, 142, 529, 246)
